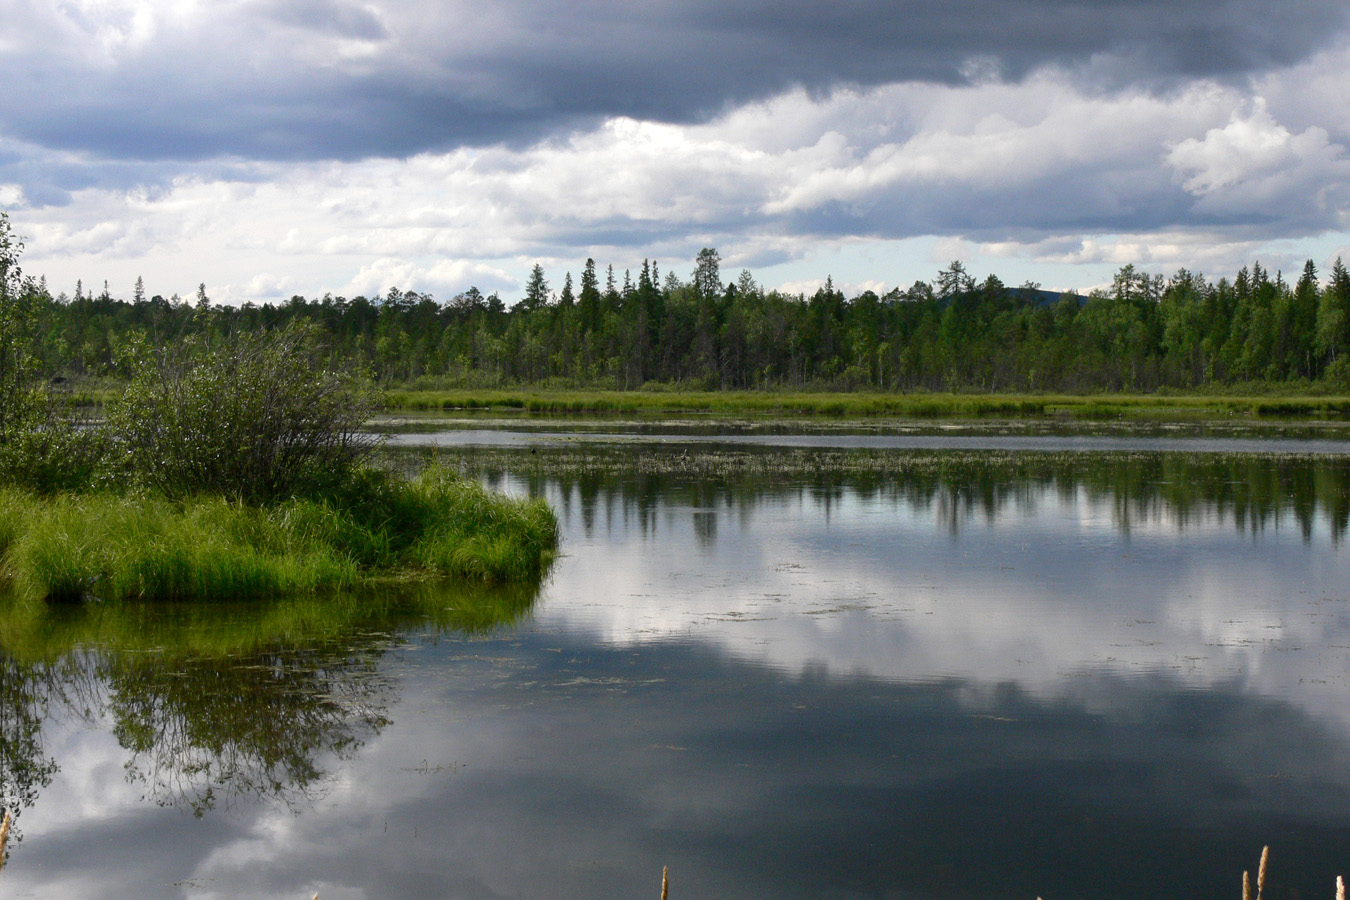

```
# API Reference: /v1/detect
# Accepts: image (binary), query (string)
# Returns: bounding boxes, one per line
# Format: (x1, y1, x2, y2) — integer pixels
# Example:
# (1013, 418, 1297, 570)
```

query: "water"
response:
(4, 432, 1350, 899)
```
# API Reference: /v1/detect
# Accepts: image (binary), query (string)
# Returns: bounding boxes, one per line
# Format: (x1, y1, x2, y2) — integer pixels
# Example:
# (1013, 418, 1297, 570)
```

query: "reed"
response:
(1237, 845, 1347, 900)
(0, 808, 11, 872)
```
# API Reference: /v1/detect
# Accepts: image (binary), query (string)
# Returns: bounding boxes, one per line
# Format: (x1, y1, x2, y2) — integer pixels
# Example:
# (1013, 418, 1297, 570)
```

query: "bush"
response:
(108, 322, 379, 503)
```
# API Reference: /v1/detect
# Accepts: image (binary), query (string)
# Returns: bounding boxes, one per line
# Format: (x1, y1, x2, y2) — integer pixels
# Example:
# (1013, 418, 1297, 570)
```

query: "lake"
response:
(4, 422, 1350, 899)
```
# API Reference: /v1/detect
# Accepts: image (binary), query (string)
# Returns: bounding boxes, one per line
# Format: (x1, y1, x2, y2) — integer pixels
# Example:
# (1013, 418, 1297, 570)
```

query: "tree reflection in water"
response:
(108, 639, 395, 816)
(0, 580, 542, 828)
(460, 446, 1350, 542)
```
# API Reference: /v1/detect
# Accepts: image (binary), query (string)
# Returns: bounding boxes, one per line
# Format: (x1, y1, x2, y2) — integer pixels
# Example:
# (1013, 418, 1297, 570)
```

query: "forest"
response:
(18, 247, 1350, 393)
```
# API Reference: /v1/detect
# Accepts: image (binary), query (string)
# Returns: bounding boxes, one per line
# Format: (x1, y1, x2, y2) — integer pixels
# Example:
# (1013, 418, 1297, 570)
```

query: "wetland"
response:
(3, 417, 1350, 899)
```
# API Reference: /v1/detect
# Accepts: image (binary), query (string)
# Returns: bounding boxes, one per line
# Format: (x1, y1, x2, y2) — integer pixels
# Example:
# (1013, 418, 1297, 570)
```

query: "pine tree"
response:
(559, 272, 575, 308)
(579, 258, 601, 334)
(1285, 260, 1319, 378)
(1318, 257, 1350, 367)
(693, 247, 721, 299)
(523, 264, 549, 311)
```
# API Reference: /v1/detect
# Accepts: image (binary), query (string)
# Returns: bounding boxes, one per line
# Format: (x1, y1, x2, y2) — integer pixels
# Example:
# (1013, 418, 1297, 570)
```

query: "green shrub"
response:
(107, 322, 378, 503)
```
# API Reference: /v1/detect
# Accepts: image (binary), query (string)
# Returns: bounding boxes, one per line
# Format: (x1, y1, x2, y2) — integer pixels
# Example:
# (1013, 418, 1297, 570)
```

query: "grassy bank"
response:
(0, 467, 558, 604)
(380, 387, 1350, 421)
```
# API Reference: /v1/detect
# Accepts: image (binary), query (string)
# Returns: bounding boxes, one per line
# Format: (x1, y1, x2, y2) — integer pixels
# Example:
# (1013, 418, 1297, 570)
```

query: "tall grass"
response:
(5, 492, 359, 603)
(0, 467, 558, 604)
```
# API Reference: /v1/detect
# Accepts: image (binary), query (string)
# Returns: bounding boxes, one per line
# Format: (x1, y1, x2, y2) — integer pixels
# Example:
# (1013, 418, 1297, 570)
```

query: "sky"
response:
(3, 0, 1350, 305)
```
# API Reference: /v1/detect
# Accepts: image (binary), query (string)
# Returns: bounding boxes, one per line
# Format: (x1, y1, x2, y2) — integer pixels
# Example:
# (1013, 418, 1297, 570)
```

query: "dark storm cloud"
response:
(254, 0, 391, 41)
(3, 0, 1347, 168)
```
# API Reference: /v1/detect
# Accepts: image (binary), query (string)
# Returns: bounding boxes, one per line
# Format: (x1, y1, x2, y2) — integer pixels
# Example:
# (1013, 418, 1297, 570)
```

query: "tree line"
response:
(19, 246, 1350, 392)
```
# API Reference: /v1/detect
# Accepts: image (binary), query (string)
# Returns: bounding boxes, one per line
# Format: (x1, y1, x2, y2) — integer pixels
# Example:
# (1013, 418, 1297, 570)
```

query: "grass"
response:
(380, 387, 1350, 422)
(61, 381, 1350, 421)
(0, 466, 558, 604)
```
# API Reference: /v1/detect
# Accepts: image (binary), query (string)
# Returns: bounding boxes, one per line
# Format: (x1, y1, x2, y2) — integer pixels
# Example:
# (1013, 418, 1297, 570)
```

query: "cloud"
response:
(344, 257, 516, 299)
(7, 40, 1350, 302)
(1167, 99, 1350, 229)
(2, 0, 1348, 167)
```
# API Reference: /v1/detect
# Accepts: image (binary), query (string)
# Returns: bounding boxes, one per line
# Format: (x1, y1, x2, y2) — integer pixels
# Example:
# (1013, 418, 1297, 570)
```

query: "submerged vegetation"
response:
(0, 214, 557, 602)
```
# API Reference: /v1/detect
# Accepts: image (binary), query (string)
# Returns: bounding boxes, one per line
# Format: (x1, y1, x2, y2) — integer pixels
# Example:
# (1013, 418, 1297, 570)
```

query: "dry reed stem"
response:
(0, 809, 11, 872)
(1258, 845, 1269, 900)
(661, 866, 669, 900)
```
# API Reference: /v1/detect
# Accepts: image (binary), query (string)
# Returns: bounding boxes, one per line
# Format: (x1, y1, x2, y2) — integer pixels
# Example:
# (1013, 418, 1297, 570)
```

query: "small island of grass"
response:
(1, 231, 557, 603)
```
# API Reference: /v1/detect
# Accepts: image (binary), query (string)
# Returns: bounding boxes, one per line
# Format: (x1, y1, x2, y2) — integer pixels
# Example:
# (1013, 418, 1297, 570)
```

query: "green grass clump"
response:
(399, 468, 559, 582)
(0, 467, 559, 604)
(5, 492, 359, 603)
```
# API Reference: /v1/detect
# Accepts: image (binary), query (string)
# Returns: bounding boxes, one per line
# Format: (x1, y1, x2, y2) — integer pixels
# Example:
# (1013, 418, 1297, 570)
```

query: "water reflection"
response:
(19, 631, 1346, 900)
(0, 582, 540, 832)
(6, 446, 1350, 900)
(456, 446, 1350, 541)
(456, 446, 1350, 731)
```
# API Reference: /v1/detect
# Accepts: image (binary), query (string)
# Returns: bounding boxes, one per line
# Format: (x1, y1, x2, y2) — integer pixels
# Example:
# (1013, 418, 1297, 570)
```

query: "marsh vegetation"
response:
(0, 219, 557, 603)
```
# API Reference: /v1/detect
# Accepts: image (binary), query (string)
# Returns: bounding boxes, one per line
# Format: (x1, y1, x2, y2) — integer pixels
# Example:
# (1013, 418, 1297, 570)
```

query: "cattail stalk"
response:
(0, 809, 11, 873)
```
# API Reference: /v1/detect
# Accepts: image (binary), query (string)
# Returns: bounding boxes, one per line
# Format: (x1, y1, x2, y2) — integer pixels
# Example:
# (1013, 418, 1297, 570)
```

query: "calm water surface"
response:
(4, 432, 1350, 900)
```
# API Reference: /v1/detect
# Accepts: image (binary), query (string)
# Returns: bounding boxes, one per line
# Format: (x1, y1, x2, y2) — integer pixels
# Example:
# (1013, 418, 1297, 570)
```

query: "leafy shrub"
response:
(108, 322, 379, 503)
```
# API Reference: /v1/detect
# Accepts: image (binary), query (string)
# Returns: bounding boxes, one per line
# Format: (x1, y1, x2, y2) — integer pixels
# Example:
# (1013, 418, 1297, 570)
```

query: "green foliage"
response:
(108, 321, 379, 503)
(16, 237, 1350, 395)
(0, 215, 560, 604)
(0, 214, 104, 491)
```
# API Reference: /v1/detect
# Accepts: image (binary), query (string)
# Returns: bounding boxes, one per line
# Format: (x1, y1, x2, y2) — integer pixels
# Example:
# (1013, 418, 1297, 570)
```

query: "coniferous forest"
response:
(18, 246, 1350, 393)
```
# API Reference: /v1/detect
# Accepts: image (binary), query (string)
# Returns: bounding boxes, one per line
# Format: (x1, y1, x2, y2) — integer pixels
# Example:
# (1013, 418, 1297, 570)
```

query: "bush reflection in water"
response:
(0, 580, 542, 833)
